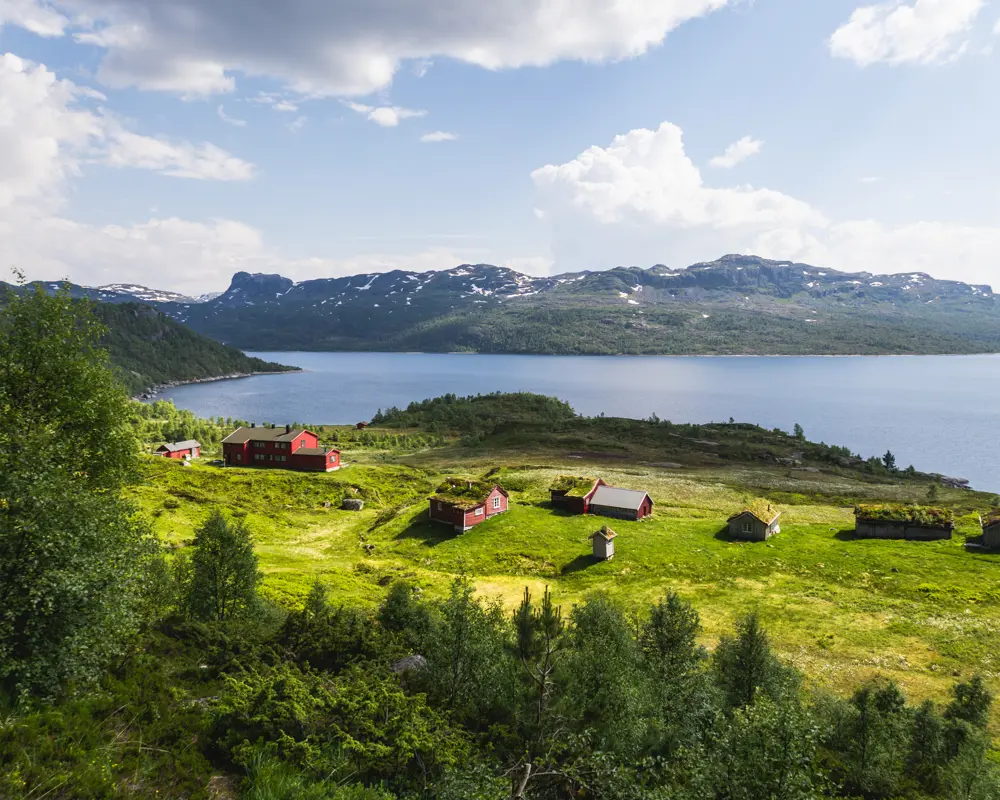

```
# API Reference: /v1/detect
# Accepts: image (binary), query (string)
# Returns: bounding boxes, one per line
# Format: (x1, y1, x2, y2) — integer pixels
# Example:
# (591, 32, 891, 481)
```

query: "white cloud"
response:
(421, 131, 458, 143)
(103, 128, 255, 181)
(217, 104, 247, 127)
(532, 120, 1000, 287)
(830, 0, 983, 66)
(345, 101, 427, 127)
(287, 116, 307, 132)
(709, 135, 763, 168)
(273, 100, 298, 112)
(0, 52, 104, 211)
(5, 0, 733, 97)
(532, 122, 823, 229)
(860, 175, 880, 183)
(0, 0, 68, 36)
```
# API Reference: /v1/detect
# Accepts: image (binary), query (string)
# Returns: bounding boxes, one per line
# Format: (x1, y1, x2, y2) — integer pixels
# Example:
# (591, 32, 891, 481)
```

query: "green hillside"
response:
(94, 302, 296, 394)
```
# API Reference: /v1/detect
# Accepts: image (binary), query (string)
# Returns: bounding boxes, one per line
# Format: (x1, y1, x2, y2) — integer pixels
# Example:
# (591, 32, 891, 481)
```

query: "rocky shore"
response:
(134, 369, 301, 401)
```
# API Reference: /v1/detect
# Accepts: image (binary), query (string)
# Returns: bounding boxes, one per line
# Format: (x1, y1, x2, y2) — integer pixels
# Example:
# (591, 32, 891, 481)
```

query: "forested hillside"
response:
(95, 302, 296, 394)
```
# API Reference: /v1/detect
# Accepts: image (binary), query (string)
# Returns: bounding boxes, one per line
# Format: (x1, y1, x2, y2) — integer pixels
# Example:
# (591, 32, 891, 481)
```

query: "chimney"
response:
(286, 424, 291, 434)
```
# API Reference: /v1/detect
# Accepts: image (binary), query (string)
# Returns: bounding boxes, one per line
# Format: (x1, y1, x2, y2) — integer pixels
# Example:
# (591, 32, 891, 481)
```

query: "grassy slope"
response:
(136, 441, 1000, 722)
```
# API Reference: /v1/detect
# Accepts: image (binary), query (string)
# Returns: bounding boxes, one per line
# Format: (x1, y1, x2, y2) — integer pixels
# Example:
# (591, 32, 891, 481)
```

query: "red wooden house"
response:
(155, 440, 201, 460)
(222, 424, 341, 472)
(550, 476, 653, 521)
(429, 479, 509, 533)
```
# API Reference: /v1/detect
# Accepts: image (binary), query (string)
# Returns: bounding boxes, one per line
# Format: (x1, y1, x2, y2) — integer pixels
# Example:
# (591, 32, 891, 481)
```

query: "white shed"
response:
(589, 526, 618, 561)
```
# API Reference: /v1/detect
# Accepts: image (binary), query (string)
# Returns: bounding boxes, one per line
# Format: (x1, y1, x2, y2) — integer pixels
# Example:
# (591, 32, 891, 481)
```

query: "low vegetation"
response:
(855, 503, 956, 527)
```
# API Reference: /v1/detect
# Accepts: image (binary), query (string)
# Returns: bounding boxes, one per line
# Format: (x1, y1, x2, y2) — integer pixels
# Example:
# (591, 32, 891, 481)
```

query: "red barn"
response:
(222, 424, 341, 472)
(155, 440, 201, 460)
(549, 476, 652, 521)
(429, 479, 509, 533)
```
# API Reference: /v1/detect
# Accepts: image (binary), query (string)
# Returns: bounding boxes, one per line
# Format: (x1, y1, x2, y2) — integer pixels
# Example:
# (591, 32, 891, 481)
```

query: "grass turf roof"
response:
(434, 478, 500, 510)
(854, 503, 955, 527)
(983, 509, 1000, 528)
(729, 498, 780, 524)
(549, 476, 598, 497)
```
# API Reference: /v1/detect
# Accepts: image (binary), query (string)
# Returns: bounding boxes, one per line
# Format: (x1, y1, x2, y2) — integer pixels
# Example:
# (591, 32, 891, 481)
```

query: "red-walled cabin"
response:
(222, 425, 341, 472)
(155, 440, 201, 460)
(429, 479, 509, 533)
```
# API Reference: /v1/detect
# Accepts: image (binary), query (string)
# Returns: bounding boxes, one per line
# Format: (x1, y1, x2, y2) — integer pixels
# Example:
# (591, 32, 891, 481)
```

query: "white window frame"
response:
(493, 496, 501, 510)
(474, 507, 484, 517)
(741, 521, 753, 535)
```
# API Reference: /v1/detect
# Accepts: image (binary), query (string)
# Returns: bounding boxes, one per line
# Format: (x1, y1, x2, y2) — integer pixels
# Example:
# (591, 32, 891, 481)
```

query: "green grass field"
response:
(136, 444, 1000, 723)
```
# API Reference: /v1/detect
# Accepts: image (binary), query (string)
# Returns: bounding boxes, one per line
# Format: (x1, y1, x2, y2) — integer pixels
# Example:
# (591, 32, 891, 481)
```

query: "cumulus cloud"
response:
(531, 122, 823, 229)
(709, 136, 763, 169)
(421, 131, 458, 143)
(830, 0, 983, 66)
(3, 0, 733, 97)
(344, 101, 427, 127)
(532, 120, 1000, 287)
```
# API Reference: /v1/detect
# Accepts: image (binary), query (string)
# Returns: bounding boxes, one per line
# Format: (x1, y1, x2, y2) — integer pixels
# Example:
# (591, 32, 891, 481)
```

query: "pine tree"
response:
(882, 450, 897, 471)
(185, 511, 261, 623)
(713, 611, 795, 710)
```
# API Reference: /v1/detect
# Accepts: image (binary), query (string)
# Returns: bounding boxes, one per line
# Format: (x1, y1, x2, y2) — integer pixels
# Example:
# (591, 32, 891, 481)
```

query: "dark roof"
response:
(728, 500, 780, 526)
(982, 510, 1000, 530)
(295, 447, 337, 456)
(222, 426, 310, 444)
(157, 440, 201, 453)
(855, 504, 954, 527)
(433, 479, 508, 511)
(590, 485, 650, 511)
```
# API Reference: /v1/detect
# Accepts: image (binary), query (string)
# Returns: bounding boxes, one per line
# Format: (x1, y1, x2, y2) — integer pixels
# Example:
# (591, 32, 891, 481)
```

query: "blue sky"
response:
(1, 0, 999, 294)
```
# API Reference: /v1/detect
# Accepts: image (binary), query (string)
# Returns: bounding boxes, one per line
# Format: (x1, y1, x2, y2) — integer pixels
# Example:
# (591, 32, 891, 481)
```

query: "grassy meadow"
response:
(136, 431, 1000, 722)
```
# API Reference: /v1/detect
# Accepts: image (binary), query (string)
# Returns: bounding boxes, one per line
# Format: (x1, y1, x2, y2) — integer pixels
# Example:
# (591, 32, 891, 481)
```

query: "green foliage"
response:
(882, 450, 897, 471)
(212, 662, 469, 791)
(945, 675, 993, 728)
(793, 423, 805, 440)
(855, 503, 954, 526)
(372, 391, 576, 434)
(713, 611, 797, 710)
(185, 510, 262, 623)
(93, 301, 294, 394)
(0, 282, 155, 699)
(560, 595, 653, 755)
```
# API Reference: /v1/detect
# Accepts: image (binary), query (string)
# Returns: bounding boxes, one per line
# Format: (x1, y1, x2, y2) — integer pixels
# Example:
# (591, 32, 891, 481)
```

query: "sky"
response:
(2, 0, 1000, 295)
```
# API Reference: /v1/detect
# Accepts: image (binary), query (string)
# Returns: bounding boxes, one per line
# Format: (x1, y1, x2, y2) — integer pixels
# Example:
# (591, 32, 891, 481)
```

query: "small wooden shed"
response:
(727, 502, 781, 541)
(981, 511, 1000, 549)
(854, 504, 954, 541)
(589, 526, 617, 561)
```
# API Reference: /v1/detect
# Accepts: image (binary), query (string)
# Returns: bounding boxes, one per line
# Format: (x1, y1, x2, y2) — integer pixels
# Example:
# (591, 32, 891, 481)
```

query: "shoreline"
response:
(135, 369, 304, 401)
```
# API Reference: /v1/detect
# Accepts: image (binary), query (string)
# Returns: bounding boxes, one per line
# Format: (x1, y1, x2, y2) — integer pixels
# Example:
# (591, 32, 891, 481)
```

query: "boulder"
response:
(342, 498, 365, 511)
(391, 655, 428, 675)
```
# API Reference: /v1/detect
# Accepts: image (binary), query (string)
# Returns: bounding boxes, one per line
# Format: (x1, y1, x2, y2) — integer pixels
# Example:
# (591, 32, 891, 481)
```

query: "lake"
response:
(155, 352, 1000, 492)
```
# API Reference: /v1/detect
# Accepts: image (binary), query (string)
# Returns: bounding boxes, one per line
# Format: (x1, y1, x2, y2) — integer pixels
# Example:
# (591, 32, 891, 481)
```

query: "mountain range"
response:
(28, 255, 1000, 355)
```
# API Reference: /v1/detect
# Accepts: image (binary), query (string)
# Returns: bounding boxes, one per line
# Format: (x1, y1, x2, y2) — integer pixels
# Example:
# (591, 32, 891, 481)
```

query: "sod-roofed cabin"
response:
(155, 440, 201, 460)
(981, 510, 1000, 549)
(854, 504, 955, 541)
(550, 476, 603, 514)
(429, 479, 509, 533)
(727, 502, 781, 541)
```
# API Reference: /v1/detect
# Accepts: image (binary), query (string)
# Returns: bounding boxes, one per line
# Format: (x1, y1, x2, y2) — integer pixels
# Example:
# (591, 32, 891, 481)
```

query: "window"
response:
(493, 496, 501, 510)
(741, 521, 753, 534)
(235, 454, 242, 463)
(474, 507, 484, 516)
(299, 439, 305, 449)
(254, 441, 265, 449)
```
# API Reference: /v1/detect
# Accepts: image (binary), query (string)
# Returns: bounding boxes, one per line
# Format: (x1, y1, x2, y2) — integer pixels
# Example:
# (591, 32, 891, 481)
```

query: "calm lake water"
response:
(155, 352, 1000, 492)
